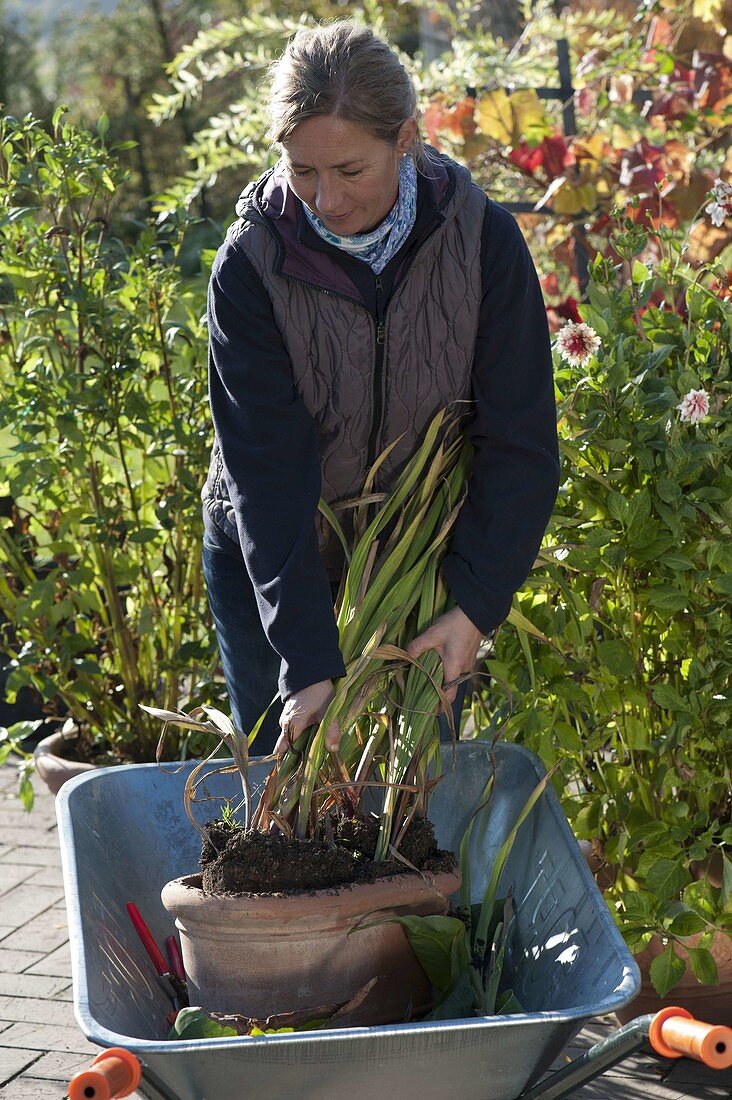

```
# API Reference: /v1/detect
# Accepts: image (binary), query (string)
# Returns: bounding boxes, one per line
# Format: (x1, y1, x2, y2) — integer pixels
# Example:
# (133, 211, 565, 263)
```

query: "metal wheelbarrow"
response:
(56, 740, 731, 1100)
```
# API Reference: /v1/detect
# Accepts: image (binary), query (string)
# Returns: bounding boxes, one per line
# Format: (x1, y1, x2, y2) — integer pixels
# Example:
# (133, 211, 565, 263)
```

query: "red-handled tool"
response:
(165, 934, 186, 983)
(126, 902, 188, 1009)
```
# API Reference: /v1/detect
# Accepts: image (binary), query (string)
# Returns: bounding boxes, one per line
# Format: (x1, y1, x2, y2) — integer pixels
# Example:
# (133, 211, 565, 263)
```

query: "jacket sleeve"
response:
(207, 236, 346, 697)
(441, 200, 560, 635)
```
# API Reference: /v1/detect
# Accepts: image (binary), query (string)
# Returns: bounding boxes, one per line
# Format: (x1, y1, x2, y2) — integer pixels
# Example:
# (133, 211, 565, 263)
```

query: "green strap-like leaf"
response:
(473, 771, 552, 967)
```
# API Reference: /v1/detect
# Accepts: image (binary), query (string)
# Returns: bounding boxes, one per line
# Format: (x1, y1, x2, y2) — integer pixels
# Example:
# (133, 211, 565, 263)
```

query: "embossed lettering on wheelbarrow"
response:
(56, 741, 639, 1100)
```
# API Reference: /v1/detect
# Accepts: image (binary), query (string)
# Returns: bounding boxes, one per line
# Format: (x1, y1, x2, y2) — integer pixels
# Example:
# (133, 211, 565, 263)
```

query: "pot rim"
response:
(162, 867, 461, 923)
(34, 731, 97, 795)
(34, 729, 96, 767)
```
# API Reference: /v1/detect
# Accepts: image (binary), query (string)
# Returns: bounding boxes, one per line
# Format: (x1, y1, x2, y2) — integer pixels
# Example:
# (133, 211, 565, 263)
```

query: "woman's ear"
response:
(396, 117, 418, 156)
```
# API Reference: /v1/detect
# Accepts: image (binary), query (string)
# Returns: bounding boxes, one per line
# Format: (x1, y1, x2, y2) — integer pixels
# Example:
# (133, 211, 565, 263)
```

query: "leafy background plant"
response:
(0, 111, 221, 763)
(476, 205, 732, 994)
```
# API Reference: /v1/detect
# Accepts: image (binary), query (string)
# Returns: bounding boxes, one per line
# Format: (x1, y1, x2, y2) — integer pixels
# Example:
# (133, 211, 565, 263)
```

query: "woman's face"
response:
(281, 114, 417, 236)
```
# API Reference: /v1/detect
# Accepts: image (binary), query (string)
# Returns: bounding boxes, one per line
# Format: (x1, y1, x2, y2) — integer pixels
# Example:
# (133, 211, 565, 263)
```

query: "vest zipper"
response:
(367, 275, 387, 467)
(275, 274, 363, 309)
(365, 220, 444, 467)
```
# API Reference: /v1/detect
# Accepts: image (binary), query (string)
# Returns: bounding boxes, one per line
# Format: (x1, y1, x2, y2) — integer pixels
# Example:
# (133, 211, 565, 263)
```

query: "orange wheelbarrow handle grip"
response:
(68, 1047, 142, 1100)
(649, 1006, 732, 1069)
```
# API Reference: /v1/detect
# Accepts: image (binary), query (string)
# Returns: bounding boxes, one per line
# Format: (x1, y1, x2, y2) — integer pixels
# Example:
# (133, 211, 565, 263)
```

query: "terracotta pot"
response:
(615, 931, 732, 1026)
(162, 867, 461, 1026)
(34, 729, 96, 795)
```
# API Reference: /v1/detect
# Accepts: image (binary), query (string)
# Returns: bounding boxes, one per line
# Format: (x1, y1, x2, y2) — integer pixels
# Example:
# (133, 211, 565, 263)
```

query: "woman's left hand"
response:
(406, 605, 483, 711)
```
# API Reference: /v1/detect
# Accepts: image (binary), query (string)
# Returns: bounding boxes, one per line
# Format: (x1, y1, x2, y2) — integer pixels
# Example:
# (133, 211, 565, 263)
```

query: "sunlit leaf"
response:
(646, 859, 691, 902)
(475, 89, 513, 145)
(649, 944, 686, 998)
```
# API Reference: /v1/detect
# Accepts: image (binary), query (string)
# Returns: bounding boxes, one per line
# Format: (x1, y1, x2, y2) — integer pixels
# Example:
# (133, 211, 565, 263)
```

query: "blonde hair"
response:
(266, 21, 435, 171)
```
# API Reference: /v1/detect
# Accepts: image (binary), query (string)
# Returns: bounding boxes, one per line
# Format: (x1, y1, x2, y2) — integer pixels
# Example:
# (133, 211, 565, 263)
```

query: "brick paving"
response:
(0, 760, 729, 1099)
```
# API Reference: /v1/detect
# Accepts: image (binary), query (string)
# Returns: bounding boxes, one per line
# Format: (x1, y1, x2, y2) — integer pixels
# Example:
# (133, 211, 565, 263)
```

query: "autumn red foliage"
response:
(420, 3, 730, 309)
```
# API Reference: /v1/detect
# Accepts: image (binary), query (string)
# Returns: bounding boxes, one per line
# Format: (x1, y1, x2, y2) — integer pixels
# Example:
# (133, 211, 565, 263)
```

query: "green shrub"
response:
(479, 201, 732, 994)
(0, 110, 219, 766)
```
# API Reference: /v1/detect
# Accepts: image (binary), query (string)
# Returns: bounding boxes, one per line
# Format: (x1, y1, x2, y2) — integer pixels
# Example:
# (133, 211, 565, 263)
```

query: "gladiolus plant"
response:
(144, 409, 472, 863)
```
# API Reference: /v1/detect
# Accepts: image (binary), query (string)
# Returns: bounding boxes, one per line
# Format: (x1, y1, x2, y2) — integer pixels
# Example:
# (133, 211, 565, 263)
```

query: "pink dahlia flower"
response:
(677, 389, 710, 425)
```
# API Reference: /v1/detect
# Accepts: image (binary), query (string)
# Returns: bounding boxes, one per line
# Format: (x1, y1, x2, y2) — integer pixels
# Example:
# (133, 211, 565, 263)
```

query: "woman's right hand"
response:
(276, 679, 341, 755)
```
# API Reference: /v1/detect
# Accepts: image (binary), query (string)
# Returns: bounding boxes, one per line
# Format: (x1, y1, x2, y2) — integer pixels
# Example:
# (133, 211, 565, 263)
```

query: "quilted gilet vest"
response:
(202, 152, 486, 573)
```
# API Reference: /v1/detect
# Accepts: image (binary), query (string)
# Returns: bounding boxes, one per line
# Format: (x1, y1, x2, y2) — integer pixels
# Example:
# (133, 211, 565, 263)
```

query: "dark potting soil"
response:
(56, 729, 119, 766)
(199, 814, 456, 896)
(55, 722, 140, 766)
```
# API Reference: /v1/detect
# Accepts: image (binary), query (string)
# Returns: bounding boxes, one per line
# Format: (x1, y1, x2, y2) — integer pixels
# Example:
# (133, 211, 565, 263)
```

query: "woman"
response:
(201, 21, 560, 755)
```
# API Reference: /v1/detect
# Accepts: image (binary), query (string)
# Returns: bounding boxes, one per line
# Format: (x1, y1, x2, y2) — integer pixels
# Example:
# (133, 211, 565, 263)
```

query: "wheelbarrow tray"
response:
(56, 740, 639, 1100)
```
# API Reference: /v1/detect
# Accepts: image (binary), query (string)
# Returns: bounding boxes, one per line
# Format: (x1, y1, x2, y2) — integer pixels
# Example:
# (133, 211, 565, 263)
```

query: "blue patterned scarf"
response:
(301, 154, 417, 275)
